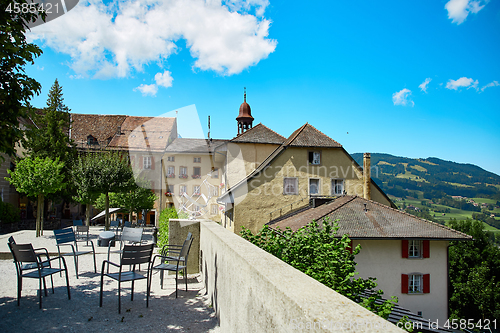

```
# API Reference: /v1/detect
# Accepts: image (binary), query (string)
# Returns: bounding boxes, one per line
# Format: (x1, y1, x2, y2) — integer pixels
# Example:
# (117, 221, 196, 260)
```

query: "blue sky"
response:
(26, 0, 500, 175)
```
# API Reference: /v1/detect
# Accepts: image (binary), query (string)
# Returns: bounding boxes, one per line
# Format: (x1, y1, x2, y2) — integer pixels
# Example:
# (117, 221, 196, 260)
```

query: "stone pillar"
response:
(168, 219, 200, 274)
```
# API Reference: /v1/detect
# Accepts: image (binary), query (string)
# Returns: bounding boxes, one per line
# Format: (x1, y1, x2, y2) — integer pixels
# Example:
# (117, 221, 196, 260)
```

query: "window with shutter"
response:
(402, 240, 409, 258)
(401, 274, 409, 294)
(283, 178, 298, 195)
(423, 274, 430, 293)
(423, 240, 430, 258)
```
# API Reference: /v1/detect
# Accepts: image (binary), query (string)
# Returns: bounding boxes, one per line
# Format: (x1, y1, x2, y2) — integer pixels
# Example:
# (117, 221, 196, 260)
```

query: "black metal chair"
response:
(152, 233, 193, 297)
(100, 243, 154, 313)
(53, 227, 97, 279)
(8, 236, 50, 270)
(8, 242, 71, 309)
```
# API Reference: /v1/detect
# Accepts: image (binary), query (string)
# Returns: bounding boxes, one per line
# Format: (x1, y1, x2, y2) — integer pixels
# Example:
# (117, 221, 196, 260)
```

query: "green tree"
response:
(0, 0, 44, 160)
(5, 156, 65, 236)
(447, 218, 500, 320)
(23, 79, 76, 199)
(118, 179, 158, 222)
(72, 153, 103, 226)
(241, 218, 396, 319)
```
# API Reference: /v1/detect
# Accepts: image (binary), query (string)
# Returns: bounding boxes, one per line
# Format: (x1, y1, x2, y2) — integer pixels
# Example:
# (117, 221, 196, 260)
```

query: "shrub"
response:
(0, 199, 20, 224)
(157, 208, 188, 248)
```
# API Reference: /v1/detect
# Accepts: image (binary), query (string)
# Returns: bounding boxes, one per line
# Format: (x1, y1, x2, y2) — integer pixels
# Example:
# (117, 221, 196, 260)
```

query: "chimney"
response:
(363, 153, 371, 200)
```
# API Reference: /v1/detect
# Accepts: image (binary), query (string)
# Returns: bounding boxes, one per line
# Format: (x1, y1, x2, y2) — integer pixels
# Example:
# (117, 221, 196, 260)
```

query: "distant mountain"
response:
(351, 153, 500, 201)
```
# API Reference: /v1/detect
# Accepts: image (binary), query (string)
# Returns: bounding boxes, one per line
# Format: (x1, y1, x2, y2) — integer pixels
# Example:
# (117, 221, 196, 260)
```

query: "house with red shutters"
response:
(268, 195, 472, 324)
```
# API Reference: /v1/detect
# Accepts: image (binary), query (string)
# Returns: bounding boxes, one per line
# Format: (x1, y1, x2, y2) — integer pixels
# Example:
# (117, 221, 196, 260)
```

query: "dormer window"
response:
(308, 151, 321, 165)
(87, 135, 98, 145)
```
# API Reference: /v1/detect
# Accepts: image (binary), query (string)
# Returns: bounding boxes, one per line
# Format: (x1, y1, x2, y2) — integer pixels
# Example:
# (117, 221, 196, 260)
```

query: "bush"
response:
(157, 208, 188, 248)
(0, 199, 20, 224)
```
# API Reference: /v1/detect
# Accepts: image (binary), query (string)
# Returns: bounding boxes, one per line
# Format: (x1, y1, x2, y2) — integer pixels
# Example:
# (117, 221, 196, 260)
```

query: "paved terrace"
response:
(0, 227, 219, 332)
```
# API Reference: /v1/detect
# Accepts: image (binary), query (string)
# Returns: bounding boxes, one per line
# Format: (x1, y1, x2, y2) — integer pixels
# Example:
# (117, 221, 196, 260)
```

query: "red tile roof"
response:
(284, 123, 342, 148)
(231, 123, 285, 144)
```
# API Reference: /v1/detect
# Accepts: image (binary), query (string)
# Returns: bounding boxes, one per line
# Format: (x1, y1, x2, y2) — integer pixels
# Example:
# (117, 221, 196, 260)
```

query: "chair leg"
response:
(131, 279, 135, 301)
(99, 269, 104, 308)
(63, 264, 71, 300)
(93, 251, 97, 273)
(17, 276, 22, 306)
(175, 270, 178, 298)
(118, 281, 121, 314)
(38, 276, 43, 309)
(50, 275, 55, 294)
(160, 270, 164, 289)
(73, 255, 79, 279)
(184, 267, 188, 291)
(43, 277, 48, 296)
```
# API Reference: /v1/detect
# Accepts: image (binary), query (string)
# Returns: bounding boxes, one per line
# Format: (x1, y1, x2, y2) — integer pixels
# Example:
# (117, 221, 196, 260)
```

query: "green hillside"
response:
(352, 153, 500, 229)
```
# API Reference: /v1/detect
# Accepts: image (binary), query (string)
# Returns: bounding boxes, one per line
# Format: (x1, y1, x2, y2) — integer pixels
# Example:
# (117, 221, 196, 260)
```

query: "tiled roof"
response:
(230, 123, 286, 144)
(108, 116, 175, 152)
(284, 123, 342, 148)
(71, 114, 127, 146)
(166, 138, 228, 154)
(269, 196, 472, 240)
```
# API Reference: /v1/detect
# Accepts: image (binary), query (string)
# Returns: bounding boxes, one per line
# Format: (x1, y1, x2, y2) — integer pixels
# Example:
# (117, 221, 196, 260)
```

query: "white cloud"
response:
(28, 0, 277, 79)
(392, 88, 414, 107)
(481, 80, 500, 92)
(155, 71, 173, 88)
(134, 84, 158, 96)
(444, 0, 489, 25)
(419, 78, 432, 93)
(445, 77, 479, 90)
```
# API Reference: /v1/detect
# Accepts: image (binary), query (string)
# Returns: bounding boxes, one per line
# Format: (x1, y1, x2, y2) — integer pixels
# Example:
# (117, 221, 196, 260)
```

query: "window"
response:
(167, 156, 175, 162)
(212, 168, 219, 178)
(166, 185, 174, 196)
(308, 151, 321, 165)
(331, 179, 344, 195)
(167, 166, 175, 177)
(193, 167, 201, 178)
(402, 240, 430, 259)
(401, 274, 430, 294)
(194, 157, 201, 163)
(211, 204, 218, 215)
(309, 179, 320, 195)
(209, 186, 219, 197)
(179, 185, 187, 195)
(283, 178, 298, 195)
(179, 166, 188, 178)
(193, 185, 201, 196)
(87, 135, 98, 145)
(143, 156, 152, 169)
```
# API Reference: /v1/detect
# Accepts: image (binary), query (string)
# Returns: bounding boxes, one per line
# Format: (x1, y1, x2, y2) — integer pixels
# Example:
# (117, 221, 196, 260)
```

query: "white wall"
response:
(354, 239, 449, 323)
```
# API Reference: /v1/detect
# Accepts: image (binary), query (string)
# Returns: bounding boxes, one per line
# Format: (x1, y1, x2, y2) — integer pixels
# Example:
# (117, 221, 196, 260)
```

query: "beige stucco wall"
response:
(353, 239, 449, 323)
(231, 147, 391, 234)
(161, 152, 224, 221)
(201, 220, 405, 332)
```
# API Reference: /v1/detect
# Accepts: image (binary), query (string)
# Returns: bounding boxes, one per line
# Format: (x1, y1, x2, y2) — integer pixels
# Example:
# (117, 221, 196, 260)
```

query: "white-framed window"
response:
(212, 168, 219, 178)
(166, 185, 174, 195)
(167, 166, 175, 176)
(309, 178, 320, 195)
(283, 177, 298, 195)
(194, 157, 201, 163)
(193, 185, 201, 195)
(409, 274, 422, 294)
(179, 185, 187, 195)
(143, 156, 152, 169)
(331, 179, 344, 195)
(209, 186, 219, 197)
(308, 151, 321, 165)
(193, 167, 201, 178)
(409, 240, 422, 258)
(180, 166, 187, 175)
(167, 156, 175, 162)
(211, 204, 218, 215)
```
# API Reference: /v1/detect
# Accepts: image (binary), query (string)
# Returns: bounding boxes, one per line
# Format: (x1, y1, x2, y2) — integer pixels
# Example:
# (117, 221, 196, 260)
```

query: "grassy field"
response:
(483, 222, 500, 233)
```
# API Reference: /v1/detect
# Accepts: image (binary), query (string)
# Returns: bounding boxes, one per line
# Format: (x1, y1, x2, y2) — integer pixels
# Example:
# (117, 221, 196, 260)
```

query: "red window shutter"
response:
(423, 240, 430, 258)
(402, 240, 409, 258)
(139, 155, 143, 169)
(151, 181, 155, 192)
(401, 274, 409, 294)
(151, 156, 155, 170)
(346, 240, 353, 254)
(423, 274, 430, 293)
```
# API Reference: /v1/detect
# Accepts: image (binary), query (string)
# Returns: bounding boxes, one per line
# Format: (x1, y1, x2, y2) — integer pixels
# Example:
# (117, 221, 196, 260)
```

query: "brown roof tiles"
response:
(231, 123, 286, 144)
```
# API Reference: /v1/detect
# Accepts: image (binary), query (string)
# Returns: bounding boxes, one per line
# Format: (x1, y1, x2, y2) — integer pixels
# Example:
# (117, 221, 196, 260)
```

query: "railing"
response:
(268, 197, 308, 221)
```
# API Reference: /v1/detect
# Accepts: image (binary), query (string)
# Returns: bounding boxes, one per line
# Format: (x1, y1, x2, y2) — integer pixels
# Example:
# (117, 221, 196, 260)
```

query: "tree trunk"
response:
(86, 203, 92, 226)
(40, 195, 44, 236)
(129, 209, 132, 225)
(105, 193, 110, 231)
(36, 194, 43, 237)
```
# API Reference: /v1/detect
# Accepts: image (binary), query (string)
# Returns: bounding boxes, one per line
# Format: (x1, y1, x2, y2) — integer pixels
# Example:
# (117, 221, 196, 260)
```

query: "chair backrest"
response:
(76, 225, 89, 232)
(8, 243, 37, 264)
(121, 243, 154, 266)
(110, 220, 119, 227)
(124, 221, 132, 228)
(73, 220, 83, 226)
(8, 236, 16, 244)
(179, 236, 194, 262)
(121, 227, 143, 243)
(53, 227, 76, 245)
(137, 219, 145, 227)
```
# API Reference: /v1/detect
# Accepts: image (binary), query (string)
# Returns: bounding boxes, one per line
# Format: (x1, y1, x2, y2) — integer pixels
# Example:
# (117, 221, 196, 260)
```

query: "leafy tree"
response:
(23, 79, 76, 199)
(241, 218, 397, 319)
(447, 219, 500, 321)
(0, 199, 20, 225)
(0, 0, 44, 160)
(117, 179, 158, 222)
(72, 153, 103, 226)
(5, 156, 65, 236)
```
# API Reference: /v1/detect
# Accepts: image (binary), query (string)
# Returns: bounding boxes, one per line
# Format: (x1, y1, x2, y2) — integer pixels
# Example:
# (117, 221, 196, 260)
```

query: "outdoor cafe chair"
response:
(53, 227, 97, 279)
(99, 243, 154, 313)
(8, 236, 50, 270)
(73, 220, 90, 246)
(8, 242, 71, 309)
(152, 233, 193, 297)
(107, 226, 143, 272)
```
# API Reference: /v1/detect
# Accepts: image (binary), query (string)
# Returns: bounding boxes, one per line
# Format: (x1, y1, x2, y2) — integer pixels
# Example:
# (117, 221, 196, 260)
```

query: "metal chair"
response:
(99, 243, 154, 313)
(8, 242, 71, 309)
(152, 233, 193, 297)
(8, 236, 50, 270)
(53, 227, 97, 279)
(107, 227, 143, 272)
